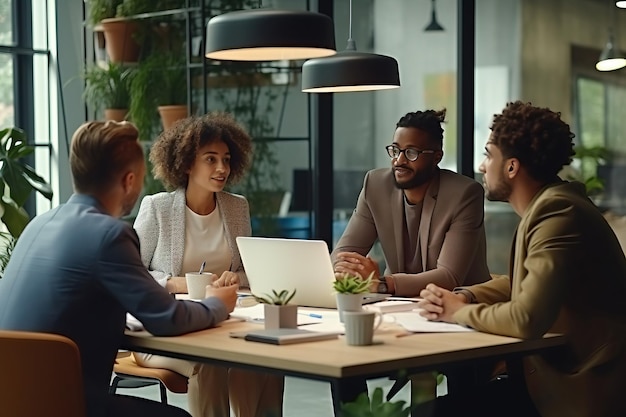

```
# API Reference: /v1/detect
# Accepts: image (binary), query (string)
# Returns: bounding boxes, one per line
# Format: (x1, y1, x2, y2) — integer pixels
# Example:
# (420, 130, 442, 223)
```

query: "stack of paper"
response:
(364, 300, 419, 313)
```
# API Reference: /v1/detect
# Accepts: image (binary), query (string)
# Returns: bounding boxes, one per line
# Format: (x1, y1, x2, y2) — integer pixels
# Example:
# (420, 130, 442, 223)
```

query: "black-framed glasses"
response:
(385, 145, 435, 162)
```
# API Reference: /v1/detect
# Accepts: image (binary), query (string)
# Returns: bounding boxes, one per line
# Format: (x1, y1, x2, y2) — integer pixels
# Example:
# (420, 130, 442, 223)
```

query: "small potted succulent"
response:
(253, 289, 297, 329)
(333, 273, 373, 322)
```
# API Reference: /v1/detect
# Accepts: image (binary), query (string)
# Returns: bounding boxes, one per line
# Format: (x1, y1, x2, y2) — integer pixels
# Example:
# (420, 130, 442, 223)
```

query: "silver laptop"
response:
(236, 236, 338, 308)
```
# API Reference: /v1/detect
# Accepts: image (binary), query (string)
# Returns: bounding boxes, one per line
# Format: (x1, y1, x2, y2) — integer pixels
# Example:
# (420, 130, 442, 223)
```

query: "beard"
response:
(484, 175, 512, 202)
(393, 165, 436, 190)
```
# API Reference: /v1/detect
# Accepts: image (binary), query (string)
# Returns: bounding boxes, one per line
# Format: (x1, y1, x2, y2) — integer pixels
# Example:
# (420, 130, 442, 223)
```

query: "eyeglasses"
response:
(385, 145, 436, 162)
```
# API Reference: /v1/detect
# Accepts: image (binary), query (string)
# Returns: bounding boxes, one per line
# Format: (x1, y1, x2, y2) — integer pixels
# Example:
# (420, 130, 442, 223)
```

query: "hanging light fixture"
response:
(301, 0, 400, 93)
(597, 2, 626, 72)
(596, 32, 626, 71)
(205, 8, 336, 61)
(424, 0, 444, 32)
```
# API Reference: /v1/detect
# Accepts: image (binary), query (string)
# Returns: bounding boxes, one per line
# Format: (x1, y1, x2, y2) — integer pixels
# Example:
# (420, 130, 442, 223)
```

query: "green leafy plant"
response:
(0, 127, 53, 237)
(252, 289, 296, 305)
(333, 272, 373, 294)
(340, 387, 411, 417)
(128, 51, 186, 140)
(86, 0, 123, 26)
(0, 231, 16, 278)
(83, 62, 134, 113)
(0, 127, 53, 278)
(562, 145, 610, 196)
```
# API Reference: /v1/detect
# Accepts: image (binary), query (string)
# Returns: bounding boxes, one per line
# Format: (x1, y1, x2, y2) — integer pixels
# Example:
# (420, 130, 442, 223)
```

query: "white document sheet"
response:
(390, 311, 475, 333)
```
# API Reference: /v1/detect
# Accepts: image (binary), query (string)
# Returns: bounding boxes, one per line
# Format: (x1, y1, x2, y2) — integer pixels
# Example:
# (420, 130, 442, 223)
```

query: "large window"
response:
(0, 0, 52, 217)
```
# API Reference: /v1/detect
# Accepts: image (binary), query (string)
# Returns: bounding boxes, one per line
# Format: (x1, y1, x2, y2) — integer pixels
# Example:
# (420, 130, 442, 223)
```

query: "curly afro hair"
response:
(490, 101, 575, 183)
(396, 109, 446, 149)
(149, 112, 253, 190)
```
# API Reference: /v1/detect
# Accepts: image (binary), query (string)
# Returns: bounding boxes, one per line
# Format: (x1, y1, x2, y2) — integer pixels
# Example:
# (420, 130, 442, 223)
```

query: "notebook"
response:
(236, 237, 340, 308)
(231, 328, 340, 345)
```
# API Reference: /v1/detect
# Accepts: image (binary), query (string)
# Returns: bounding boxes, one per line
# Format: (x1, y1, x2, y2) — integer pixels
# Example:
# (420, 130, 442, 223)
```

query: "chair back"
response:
(0, 330, 86, 417)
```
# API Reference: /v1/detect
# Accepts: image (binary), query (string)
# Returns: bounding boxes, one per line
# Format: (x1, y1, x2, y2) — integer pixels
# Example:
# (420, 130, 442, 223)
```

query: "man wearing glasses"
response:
(332, 109, 490, 296)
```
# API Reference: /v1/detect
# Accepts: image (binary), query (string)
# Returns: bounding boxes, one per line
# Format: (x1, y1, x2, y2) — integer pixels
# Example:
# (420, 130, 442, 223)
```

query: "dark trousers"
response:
(413, 375, 541, 417)
(104, 394, 192, 417)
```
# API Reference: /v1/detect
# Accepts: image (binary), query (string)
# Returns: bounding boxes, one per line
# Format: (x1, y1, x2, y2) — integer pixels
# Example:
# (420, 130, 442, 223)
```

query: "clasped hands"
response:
(417, 284, 469, 323)
(333, 251, 380, 292)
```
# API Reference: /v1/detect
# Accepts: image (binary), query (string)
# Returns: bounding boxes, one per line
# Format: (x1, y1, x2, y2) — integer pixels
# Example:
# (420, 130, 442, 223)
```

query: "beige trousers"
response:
(134, 353, 284, 417)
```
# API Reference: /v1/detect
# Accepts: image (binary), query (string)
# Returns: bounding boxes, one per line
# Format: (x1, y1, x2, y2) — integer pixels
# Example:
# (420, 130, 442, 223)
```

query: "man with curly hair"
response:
(418, 101, 626, 417)
(132, 113, 283, 417)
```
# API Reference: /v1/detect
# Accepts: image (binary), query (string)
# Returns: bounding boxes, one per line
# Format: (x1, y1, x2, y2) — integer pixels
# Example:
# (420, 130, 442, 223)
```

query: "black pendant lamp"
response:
(301, 0, 400, 93)
(424, 0, 444, 32)
(205, 9, 336, 61)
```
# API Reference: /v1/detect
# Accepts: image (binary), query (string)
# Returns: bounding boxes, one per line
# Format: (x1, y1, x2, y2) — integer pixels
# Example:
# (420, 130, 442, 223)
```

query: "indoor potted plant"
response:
(0, 127, 53, 276)
(83, 62, 134, 121)
(333, 273, 373, 322)
(252, 289, 297, 329)
(340, 387, 412, 417)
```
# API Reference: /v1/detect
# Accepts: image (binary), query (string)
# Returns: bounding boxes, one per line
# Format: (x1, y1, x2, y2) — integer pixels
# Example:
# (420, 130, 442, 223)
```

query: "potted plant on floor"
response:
(340, 387, 411, 417)
(0, 127, 53, 276)
(253, 289, 297, 329)
(83, 62, 134, 121)
(333, 273, 373, 322)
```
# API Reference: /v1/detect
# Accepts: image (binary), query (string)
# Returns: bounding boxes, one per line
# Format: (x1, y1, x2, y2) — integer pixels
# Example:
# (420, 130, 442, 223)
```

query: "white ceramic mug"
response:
(185, 272, 213, 299)
(343, 310, 383, 346)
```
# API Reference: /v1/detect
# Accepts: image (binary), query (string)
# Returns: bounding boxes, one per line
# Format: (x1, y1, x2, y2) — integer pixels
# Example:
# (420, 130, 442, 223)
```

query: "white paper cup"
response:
(185, 272, 213, 299)
(343, 310, 382, 346)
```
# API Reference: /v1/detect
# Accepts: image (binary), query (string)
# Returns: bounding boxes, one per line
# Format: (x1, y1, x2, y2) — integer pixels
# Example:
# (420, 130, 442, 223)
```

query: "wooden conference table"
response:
(122, 316, 565, 415)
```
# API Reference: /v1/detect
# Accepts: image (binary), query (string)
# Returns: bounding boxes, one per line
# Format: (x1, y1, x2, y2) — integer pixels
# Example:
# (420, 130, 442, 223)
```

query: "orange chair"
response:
(109, 353, 188, 404)
(0, 330, 86, 417)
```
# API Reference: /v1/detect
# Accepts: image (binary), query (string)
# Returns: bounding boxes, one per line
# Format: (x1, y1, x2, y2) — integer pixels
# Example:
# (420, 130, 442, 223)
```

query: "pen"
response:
(299, 312, 323, 319)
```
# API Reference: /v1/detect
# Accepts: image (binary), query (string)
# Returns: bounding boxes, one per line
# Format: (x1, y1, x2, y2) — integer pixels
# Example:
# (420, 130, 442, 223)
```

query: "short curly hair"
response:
(490, 101, 575, 183)
(149, 112, 253, 190)
(396, 109, 446, 149)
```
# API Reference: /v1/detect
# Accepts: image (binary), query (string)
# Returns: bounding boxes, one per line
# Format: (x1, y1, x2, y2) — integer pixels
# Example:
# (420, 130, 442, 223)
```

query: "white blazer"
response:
(134, 188, 251, 287)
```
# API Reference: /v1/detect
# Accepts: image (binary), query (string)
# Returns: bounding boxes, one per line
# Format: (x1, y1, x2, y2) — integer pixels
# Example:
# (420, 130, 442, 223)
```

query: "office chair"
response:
(0, 330, 86, 417)
(109, 353, 188, 404)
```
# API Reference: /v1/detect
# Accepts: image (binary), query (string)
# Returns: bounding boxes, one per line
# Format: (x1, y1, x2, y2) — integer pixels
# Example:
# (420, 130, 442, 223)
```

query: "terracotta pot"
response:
(158, 105, 188, 131)
(264, 304, 298, 329)
(101, 18, 140, 63)
(104, 108, 128, 122)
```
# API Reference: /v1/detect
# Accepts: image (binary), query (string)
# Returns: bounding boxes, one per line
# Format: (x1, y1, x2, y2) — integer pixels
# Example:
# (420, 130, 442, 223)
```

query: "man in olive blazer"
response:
(419, 101, 626, 417)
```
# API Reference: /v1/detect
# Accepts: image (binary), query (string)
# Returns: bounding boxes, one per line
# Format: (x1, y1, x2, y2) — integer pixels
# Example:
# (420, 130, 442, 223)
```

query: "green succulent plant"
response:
(252, 289, 296, 306)
(333, 272, 373, 294)
(340, 387, 411, 417)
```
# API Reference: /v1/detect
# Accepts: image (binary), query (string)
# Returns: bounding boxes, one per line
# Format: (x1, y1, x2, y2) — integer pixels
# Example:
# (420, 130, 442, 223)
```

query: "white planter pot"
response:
(335, 293, 364, 322)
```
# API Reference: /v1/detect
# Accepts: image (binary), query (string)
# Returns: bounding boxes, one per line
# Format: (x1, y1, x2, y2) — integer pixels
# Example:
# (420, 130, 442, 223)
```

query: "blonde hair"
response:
(70, 121, 143, 193)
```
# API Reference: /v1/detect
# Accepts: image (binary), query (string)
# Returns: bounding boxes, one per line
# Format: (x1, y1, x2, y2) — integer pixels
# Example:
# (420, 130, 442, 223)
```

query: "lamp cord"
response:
(346, 0, 356, 51)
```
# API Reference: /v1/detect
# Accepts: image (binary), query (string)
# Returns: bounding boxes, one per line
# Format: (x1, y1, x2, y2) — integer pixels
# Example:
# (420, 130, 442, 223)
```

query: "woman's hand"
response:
(212, 271, 239, 288)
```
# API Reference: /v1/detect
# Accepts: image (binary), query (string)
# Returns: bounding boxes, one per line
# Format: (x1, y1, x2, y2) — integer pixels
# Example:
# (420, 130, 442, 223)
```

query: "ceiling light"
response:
(301, 0, 400, 93)
(596, 33, 626, 71)
(205, 9, 336, 61)
(424, 0, 444, 31)
(616, 1, 626, 9)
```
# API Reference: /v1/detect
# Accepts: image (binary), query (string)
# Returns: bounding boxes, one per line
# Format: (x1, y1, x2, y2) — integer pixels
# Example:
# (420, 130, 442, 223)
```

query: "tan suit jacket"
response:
(134, 189, 251, 287)
(454, 181, 626, 417)
(332, 168, 490, 296)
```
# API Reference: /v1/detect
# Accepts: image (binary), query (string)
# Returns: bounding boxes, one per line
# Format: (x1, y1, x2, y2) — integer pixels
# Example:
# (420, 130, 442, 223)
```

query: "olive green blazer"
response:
(454, 181, 626, 417)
